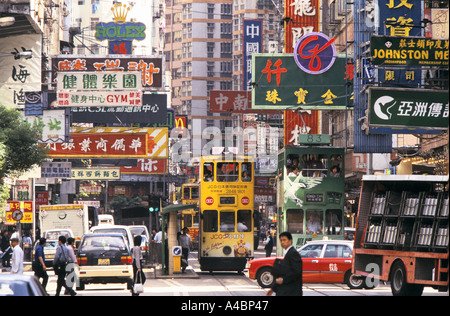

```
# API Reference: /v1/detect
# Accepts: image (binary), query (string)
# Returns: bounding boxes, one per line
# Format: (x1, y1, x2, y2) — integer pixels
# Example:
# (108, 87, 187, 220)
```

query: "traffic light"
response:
(148, 196, 160, 213)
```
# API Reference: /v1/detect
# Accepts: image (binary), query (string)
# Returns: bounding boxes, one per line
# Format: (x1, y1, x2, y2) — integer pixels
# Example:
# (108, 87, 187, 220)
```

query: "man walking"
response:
(179, 227, 193, 273)
(53, 236, 76, 296)
(33, 238, 49, 291)
(263, 230, 274, 257)
(10, 238, 23, 275)
(266, 232, 303, 296)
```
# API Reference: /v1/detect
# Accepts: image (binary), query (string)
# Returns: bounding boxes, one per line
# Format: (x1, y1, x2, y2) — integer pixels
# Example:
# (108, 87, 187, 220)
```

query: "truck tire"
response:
(344, 270, 364, 289)
(390, 261, 424, 296)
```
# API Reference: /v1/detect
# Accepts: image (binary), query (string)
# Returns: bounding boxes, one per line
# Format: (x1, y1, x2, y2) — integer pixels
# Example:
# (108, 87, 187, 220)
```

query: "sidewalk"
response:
(143, 263, 199, 279)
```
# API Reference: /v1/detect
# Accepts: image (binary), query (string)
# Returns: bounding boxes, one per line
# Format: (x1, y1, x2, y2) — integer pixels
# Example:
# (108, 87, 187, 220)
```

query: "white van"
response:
(97, 215, 114, 226)
(90, 225, 134, 249)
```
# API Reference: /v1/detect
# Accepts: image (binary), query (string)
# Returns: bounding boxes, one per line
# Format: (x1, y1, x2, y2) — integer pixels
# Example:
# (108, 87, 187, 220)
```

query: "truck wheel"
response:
(390, 261, 424, 296)
(256, 267, 275, 288)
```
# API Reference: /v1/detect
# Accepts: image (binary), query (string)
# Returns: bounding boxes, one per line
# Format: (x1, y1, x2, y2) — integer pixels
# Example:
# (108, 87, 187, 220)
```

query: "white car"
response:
(76, 233, 133, 291)
(90, 225, 135, 249)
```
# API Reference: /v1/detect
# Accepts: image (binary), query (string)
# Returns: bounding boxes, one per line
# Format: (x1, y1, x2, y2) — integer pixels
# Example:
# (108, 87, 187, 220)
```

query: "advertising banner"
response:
(369, 87, 449, 129)
(6, 201, 33, 224)
(284, 0, 320, 53)
(56, 90, 142, 107)
(71, 93, 167, 124)
(0, 34, 41, 108)
(120, 159, 167, 174)
(57, 71, 142, 91)
(70, 168, 121, 180)
(51, 55, 163, 88)
(243, 20, 263, 91)
(23, 109, 70, 143)
(252, 54, 353, 110)
(210, 90, 279, 113)
(371, 36, 449, 66)
(41, 162, 72, 178)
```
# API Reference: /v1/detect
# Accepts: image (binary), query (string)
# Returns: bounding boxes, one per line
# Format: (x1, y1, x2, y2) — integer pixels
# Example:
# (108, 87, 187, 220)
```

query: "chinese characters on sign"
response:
(23, 109, 69, 143)
(284, 0, 319, 53)
(41, 162, 72, 178)
(243, 20, 263, 91)
(369, 87, 449, 129)
(120, 159, 167, 174)
(0, 34, 42, 108)
(51, 56, 162, 88)
(252, 54, 353, 110)
(57, 72, 142, 91)
(56, 91, 142, 107)
(379, 0, 421, 37)
(6, 201, 34, 224)
(70, 168, 121, 180)
(284, 110, 319, 146)
(46, 133, 148, 158)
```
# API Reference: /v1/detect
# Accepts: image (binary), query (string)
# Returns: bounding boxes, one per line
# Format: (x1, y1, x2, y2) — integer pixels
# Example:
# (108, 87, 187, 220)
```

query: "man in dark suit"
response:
(266, 231, 303, 296)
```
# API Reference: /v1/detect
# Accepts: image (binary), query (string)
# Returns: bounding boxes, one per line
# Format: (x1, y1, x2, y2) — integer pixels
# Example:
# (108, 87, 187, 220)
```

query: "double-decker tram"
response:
(276, 135, 346, 255)
(199, 156, 254, 273)
(180, 182, 200, 249)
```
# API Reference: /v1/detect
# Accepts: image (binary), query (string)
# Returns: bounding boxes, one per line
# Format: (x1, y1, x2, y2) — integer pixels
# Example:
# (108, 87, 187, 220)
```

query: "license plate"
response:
(98, 258, 110, 265)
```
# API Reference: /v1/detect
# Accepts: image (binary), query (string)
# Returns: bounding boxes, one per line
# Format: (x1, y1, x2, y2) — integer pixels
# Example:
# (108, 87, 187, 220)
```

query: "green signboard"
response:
(251, 54, 353, 110)
(369, 87, 449, 130)
(371, 36, 449, 67)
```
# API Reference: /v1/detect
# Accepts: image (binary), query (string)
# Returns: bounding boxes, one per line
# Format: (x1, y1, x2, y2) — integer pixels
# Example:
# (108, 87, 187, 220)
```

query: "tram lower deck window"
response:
(325, 209, 343, 235)
(203, 210, 218, 232)
(287, 209, 304, 234)
(220, 211, 235, 232)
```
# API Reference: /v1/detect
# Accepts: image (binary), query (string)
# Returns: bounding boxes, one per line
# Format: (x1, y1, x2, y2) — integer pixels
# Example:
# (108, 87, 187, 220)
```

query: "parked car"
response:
(90, 225, 135, 249)
(247, 240, 369, 289)
(0, 274, 48, 296)
(76, 233, 133, 291)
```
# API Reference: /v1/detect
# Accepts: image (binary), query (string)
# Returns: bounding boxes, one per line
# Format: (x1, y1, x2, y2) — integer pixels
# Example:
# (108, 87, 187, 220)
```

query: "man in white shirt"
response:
(10, 238, 24, 275)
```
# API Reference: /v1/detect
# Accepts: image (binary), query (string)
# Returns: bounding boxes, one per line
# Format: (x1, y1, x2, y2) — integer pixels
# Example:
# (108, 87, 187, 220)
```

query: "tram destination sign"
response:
(370, 36, 449, 67)
(368, 87, 449, 130)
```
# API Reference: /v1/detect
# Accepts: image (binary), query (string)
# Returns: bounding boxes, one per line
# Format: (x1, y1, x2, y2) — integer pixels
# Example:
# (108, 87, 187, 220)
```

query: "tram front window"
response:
(237, 210, 252, 232)
(191, 187, 199, 199)
(306, 210, 323, 235)
(287, 209, 304, 234)
(217, 163, 239, 182)
(220, 211, 235, 232)
(301, 154, 328, 177)
(325, 209, 343, 235)
(203, 210, 218, 232)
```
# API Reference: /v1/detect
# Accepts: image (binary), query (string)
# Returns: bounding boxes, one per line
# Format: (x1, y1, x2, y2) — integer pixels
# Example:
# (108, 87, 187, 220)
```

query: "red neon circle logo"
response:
(205, 197, 214, 206)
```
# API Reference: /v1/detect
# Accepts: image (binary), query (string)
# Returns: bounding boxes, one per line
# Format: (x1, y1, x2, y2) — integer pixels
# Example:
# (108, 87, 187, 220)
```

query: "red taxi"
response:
(247, 240, 369, 289)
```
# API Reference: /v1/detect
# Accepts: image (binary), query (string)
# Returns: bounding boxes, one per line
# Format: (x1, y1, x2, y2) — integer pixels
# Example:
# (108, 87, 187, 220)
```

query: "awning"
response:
(162, 204, 197, 214)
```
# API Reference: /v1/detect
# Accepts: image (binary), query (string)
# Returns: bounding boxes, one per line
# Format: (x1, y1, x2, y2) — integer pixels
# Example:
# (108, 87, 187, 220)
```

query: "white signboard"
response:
(56, 90, 142, 107)
(23, 109, 69, 143)
(56, 71, 142, 91)
(0, 34, 42, 108)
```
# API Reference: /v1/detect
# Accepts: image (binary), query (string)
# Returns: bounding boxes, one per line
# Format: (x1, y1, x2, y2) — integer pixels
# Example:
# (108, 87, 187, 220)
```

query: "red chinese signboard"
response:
(47, 133, 149, 158)
(284, 110, 319, 146)
(284, 0, 320, 54)
(120, 159, 167, 174)
(210, 91, 279, 114)
(6, 201, 33, 224)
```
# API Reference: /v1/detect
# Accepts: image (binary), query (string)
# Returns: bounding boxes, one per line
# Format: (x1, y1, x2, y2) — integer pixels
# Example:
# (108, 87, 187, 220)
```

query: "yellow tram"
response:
(199, 156, 254, 273)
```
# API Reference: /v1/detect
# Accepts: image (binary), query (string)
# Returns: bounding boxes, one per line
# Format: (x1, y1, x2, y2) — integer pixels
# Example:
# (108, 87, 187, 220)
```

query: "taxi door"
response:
(299, 244, 324, 283)
(319, 244, 353, 283)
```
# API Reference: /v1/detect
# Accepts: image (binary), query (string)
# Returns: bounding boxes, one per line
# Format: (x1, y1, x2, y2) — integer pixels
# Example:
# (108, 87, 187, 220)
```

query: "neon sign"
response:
(294, 32, 336, 75)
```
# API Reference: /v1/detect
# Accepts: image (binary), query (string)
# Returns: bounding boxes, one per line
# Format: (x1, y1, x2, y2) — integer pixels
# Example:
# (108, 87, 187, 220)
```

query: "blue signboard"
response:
(378, 0, 422, 37)
(95, 21, 146, 41)
(243, 20, 263, 91)
(108, 40, 133, 55)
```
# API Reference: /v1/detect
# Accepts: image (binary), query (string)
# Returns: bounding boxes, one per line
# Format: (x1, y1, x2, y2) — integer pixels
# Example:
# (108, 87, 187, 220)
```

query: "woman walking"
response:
(131, 235, 146, 296)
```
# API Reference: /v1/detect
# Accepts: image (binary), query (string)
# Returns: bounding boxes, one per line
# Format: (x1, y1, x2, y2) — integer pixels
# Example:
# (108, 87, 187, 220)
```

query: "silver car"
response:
(0, 274, 48, 296)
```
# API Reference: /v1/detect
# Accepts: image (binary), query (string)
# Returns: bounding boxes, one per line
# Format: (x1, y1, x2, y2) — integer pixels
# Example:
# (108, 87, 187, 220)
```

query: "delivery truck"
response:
(39, 204, 89, 240)
(352, 175, 448, 296)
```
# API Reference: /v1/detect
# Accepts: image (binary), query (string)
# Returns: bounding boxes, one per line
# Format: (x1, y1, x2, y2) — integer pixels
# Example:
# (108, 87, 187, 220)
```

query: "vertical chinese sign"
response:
(0, 34, 42, 109)
(243, 20, 263, 91)
(284, 0, 320, 53)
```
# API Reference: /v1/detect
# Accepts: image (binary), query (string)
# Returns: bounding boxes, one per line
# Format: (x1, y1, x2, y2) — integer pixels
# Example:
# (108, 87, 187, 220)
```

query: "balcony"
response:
(0, 0, 44, 38)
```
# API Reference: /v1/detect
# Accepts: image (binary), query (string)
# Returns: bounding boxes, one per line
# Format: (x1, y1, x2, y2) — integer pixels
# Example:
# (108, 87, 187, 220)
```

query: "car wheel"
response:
(390, 261, 424, 296)
(344, 271, 364, 289)
(256, 267, 275, 288)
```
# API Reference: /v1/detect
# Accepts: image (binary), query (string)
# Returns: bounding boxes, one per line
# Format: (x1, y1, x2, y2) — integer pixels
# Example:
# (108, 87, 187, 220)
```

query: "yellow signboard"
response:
(70, 168, 121, 180)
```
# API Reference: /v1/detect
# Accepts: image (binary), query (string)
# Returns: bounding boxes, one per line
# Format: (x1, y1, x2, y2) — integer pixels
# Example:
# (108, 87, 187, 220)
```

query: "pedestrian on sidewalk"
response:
(179, 227, 193, 273)
(53, 236, 76, 296)
(64, 238, 78, 295)
(263, 230, 274, 257)
(131, 235, 146, 296)
(10, 238, 24, 275)
(33, 238, 49, 291)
